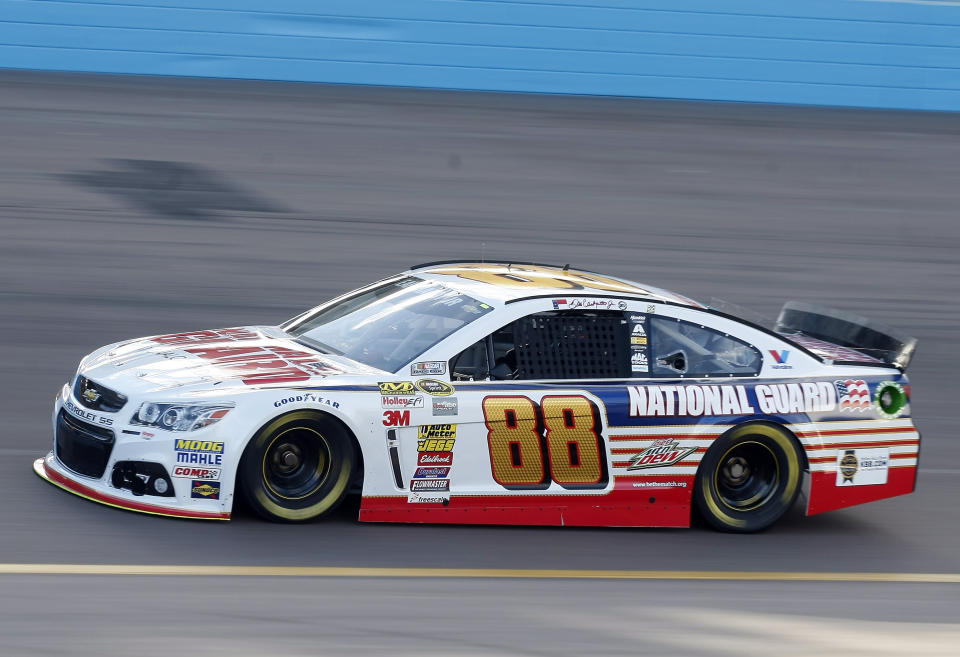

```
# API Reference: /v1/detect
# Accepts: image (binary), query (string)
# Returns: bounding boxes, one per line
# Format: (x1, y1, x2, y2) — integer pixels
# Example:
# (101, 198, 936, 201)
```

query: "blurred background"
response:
(1, 1, 959, 655)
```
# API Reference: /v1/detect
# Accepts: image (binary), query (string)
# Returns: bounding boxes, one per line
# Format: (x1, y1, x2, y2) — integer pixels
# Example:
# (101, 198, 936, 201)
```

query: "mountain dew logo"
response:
(627, 438, 696, 470)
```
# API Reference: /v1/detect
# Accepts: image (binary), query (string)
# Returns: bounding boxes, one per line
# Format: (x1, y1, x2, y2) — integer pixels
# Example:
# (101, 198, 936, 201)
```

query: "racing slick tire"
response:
(694, 422, 803, 533)
(239, 410, 356, 523)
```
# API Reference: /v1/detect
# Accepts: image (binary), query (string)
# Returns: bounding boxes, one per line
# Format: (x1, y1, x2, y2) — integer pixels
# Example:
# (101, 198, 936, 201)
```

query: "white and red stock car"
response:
(35, 263, 920, 532)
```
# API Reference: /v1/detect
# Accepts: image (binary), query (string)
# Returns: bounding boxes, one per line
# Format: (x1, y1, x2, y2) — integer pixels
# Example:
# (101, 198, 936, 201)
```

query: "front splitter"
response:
(33, 454, 230, 520)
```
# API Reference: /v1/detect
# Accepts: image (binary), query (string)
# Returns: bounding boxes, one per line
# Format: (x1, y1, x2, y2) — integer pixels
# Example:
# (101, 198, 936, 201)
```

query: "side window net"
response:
(512, 312, 629, 380)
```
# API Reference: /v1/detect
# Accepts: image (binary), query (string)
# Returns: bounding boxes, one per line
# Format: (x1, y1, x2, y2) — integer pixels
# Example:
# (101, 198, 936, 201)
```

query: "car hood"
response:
(78, 326, 383, 395)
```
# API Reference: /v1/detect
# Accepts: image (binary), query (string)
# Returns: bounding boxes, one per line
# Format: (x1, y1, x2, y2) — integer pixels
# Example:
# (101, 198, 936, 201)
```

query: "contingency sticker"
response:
(628, 315, 649, 373)
(836, 448, 889, 486)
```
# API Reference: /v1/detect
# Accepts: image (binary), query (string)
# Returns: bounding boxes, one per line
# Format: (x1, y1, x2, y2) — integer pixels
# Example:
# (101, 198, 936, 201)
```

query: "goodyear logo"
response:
(175, 439, 224, 454)
(379, 381, 416, 395)
(417, 424, 456, 452)
(190, 480, 221, 499)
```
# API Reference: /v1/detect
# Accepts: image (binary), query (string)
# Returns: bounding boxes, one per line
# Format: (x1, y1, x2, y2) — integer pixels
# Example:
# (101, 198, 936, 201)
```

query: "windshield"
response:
(283, 277, 494, 373)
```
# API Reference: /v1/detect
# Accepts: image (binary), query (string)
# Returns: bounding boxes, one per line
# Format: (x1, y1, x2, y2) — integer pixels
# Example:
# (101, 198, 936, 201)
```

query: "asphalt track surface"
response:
(1, 71, 959, 655)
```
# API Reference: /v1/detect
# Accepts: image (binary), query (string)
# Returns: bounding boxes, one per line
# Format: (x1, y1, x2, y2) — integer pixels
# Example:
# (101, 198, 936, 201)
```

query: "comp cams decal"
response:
(172, 466, 221, 479)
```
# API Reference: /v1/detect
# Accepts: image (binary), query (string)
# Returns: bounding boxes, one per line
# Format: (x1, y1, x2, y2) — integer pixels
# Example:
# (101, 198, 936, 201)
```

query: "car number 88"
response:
(482, 395, 608, 490)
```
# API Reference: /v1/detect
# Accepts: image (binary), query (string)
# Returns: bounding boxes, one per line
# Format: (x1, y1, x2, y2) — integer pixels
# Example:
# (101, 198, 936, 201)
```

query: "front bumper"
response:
(36, 383, 235, 520)
(34, 454, 230, 520)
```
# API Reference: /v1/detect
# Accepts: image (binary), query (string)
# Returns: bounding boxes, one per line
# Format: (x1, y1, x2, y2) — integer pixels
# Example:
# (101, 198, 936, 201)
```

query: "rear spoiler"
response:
(774, 301, 917, 371)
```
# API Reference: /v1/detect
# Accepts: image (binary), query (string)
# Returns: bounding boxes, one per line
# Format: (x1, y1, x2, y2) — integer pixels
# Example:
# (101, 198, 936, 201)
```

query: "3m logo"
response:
(379, 381, 416, 395)
(383, 410, 411, 427)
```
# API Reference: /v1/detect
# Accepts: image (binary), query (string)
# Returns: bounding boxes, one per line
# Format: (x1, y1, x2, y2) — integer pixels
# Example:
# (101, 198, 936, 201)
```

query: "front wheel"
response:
(695, 423, 803, 533)
(239, 411, 356, 523)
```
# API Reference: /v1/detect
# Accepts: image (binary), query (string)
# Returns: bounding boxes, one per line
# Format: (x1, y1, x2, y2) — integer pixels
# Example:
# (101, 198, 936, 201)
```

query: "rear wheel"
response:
(695, 423, 802, 533)
(240, 411, 355, 522)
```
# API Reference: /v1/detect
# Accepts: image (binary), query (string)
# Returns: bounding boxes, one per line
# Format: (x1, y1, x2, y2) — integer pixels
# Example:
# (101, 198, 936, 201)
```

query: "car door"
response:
(421, 304, 633, 504)
(389, 298, 770, 525)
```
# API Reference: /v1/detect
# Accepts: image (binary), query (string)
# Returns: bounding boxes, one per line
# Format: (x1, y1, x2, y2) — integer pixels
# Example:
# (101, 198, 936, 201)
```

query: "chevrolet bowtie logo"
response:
(82, 388, 100, 404)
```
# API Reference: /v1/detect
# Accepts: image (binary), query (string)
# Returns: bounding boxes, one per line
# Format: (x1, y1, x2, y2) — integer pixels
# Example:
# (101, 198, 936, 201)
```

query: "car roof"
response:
(405, 261, 705, 308)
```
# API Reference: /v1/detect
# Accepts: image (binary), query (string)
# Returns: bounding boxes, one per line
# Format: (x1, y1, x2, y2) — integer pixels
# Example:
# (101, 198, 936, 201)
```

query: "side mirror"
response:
(657, 350, 687, 374)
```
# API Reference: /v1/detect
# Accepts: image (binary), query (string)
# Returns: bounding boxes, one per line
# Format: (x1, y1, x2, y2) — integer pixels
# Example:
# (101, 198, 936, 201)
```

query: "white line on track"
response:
(0, 564, 958, 583)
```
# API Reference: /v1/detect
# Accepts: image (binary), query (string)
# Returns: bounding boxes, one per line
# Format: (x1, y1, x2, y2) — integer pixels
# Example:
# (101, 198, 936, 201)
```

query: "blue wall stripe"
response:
(1, 0, 959, 110)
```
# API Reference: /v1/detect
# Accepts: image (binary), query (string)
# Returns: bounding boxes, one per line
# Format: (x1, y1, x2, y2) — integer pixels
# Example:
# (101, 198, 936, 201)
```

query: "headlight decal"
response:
(131, 402, 234, 432)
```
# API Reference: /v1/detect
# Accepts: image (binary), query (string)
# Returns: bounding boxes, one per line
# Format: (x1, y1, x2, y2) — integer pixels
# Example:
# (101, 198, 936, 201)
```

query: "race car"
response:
(35, 262, 920, 532)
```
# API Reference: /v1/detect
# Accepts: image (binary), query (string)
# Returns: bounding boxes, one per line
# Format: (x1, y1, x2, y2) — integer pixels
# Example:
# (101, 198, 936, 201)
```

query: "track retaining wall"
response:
(1, 0, 959, 110)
